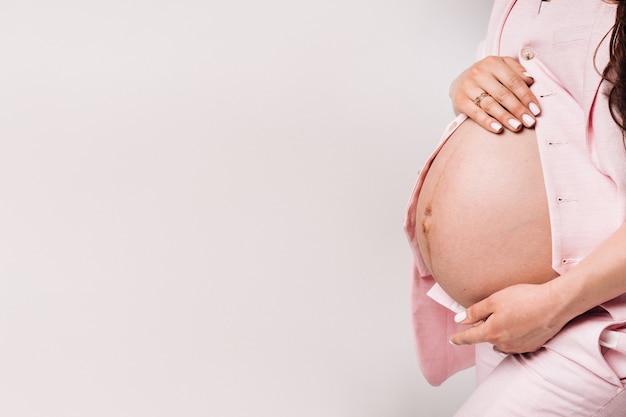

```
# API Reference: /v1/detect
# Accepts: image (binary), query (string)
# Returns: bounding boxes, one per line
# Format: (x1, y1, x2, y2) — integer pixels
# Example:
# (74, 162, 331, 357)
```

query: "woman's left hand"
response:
(449, 283, 570, 353)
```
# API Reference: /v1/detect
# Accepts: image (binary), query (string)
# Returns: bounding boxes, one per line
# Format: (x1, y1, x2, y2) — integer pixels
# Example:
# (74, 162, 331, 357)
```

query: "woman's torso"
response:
(410, 0, 623, 307)
(414, 120, 557, 307)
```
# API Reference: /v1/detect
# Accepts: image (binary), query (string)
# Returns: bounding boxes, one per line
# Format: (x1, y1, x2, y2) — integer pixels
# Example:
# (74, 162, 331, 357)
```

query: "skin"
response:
(447, 55, 626, 353)
(450, 226, 626, 353)
(449, 56, 540, 133)
(414, 119, 557, 308)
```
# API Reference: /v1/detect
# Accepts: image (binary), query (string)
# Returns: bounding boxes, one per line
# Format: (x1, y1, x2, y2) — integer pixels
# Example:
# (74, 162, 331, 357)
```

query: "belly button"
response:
(422, 207, 432, 235)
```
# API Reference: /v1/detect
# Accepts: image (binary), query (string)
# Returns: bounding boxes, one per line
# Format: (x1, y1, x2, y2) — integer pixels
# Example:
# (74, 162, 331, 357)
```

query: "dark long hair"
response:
(606, 1, 626, 130)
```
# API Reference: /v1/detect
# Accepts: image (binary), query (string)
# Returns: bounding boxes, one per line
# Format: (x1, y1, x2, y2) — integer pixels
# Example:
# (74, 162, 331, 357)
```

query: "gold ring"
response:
(473, 92, 490, 106)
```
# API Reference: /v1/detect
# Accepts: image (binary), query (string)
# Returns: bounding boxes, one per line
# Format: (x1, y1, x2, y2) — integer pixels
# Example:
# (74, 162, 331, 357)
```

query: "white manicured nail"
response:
(449, 339, 458, 346)
(529, 102, 541, 116)
(522, 114, 535, 127)
(523, 71, 533, 79)
(491, 122, 503, 132)
(454, 311, 467, 323)
(508, 119, 522, 129)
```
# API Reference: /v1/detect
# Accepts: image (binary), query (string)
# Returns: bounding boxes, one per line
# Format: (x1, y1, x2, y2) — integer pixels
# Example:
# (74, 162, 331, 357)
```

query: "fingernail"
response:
(508, 119, 522, 130)
(529, 102, 541, 116)
(522, 114, 535, 128)
(449, 339, 459, 346)
(523, 71, 533, 79)
(490, 122, 503, 133)
(454, 311, 467, 323)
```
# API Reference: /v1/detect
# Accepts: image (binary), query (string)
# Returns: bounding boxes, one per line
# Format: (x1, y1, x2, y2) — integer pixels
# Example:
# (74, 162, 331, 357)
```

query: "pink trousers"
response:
(455, 312, 626, 416)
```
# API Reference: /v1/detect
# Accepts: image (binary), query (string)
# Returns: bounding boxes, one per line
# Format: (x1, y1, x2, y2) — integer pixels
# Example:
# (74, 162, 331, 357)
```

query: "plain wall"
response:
(0, 1, 493, 416)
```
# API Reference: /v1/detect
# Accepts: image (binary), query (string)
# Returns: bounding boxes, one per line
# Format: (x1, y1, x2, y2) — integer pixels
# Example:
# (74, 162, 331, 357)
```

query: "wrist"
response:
(545, 274, 590, 326)
(546, 269, 603, 324)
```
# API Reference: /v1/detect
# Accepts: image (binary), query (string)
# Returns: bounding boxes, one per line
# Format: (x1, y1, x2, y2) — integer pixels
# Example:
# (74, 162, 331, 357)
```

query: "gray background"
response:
(0, 0, 493, 415)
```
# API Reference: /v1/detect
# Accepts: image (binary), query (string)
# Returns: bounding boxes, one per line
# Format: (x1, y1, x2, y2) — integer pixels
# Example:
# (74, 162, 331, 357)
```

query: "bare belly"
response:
(415, 119, 559, 307)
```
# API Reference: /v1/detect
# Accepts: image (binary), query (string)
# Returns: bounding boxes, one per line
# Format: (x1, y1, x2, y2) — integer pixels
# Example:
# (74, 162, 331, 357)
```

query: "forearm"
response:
(450, 223, 626, 352)
(551, 221, 626, 321)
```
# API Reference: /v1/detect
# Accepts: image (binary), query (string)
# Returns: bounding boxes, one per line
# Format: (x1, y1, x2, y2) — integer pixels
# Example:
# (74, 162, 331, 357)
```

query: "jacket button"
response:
(521, 47, 535, 60)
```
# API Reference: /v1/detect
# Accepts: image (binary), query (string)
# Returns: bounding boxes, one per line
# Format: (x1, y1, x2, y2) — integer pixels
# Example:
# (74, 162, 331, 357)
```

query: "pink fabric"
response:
(405, 0, 626, 395)
(404, 114, 475, 386)
(455, 345, 626, 416)
(455, 312, 626, 417)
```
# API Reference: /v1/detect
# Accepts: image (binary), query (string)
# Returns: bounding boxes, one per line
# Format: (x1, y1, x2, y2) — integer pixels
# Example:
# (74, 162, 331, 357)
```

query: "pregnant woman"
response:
(405, 1, 626, 415)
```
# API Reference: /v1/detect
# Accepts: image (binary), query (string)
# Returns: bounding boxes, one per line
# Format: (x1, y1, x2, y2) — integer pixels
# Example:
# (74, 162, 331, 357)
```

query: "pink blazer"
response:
(405, 0, 626, 387)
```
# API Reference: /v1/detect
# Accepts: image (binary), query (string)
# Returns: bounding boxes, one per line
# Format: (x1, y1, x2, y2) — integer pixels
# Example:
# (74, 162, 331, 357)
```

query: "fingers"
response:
(449, 299, 493, 346)
(449, 322, 487, 347)
(451, 327, 520, 353)
(475, 80, 532, 130)
(451, 76, 506, 133)
(450, 306, 499, 349)
(494, 57, 541, 124)
(462, 97, 505, 133)
(454, 298, 492, 325)
(450, 56, 541, 133)
(470, 60, 538, 130)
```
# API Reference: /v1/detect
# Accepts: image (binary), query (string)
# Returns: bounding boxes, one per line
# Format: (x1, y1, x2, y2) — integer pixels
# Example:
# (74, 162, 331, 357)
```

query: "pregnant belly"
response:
(415, 119, 559, 307)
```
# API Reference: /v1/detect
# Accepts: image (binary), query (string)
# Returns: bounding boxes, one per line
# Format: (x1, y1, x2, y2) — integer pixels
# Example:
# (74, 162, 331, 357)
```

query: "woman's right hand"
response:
(450, 56, 540, 133)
